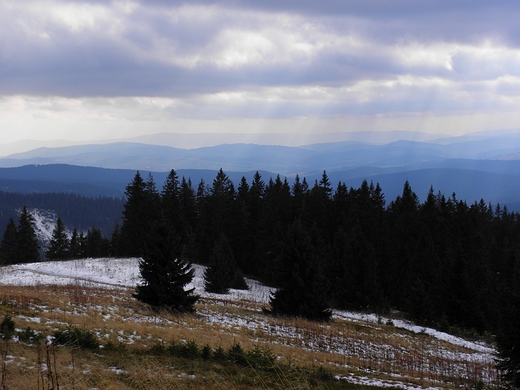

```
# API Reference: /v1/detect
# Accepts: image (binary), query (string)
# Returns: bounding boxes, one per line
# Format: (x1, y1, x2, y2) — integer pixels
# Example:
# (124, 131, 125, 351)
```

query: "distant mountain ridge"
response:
(1, 130, 520, 210)
(2, 134, 520, 174)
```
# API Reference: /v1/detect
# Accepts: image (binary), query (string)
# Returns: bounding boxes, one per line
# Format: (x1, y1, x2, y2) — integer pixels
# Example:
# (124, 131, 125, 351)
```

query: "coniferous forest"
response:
(116, 169, 519, 333)
(1, 168, 520, 385)
(0, 191, 124, 238)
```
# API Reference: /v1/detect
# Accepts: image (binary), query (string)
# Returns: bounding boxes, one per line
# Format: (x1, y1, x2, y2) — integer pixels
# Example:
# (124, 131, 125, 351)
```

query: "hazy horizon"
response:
(1, 128, 515, 157)
(1, 1, 519, 148)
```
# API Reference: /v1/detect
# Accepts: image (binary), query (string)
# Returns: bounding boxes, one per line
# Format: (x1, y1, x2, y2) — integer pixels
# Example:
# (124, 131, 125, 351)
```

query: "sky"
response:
(1, 0, 520, 147)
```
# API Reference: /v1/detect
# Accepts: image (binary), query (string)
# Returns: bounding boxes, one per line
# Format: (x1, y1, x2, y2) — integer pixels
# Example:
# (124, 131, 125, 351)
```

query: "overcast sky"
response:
(1, 0, 519, 146)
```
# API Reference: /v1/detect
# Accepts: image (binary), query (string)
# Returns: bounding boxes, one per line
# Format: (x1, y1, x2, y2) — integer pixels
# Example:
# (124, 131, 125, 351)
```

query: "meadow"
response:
(0, 259, 498, 389)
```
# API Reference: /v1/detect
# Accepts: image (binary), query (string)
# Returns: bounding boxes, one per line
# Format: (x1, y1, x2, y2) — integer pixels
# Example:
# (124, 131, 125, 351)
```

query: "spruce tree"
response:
(204, 234, 246, 294)
(119, 172, 163, 257)
(110, 223, 123, 257)
(179, 177, 197, 260)
(45, 217, 70, 260)
(208, 168, 235, 243)
(134, 224, 199, 313)
(234, 177, 252, 273)
(84, 227, 110, 258)
(330, 225, 381, 311)
(68, 228, 81, 259)
(162, 169, 182, 233)
(269, 220, 331, 321)
(0, 218, 18, 265)
(16, 206, 40, 263)
(256, 175, 292, 284)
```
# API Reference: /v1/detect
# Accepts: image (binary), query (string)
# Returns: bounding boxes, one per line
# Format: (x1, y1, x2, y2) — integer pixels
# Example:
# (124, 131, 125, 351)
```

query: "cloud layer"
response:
(1, 0, 519, 142)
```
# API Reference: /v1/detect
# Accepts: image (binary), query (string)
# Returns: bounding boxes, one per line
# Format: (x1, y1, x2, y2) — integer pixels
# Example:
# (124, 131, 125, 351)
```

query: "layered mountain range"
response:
(1, 130, 520, 210)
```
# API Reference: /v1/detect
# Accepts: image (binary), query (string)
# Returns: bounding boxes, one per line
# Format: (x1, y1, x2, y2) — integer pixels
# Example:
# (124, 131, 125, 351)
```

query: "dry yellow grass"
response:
(0, 283, 499, 389)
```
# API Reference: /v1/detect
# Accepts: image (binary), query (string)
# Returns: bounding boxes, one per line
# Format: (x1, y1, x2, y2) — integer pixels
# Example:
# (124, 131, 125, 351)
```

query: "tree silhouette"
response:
(45, 217, 70, 260)
(204, 234, 247, 294)
(16, 206, 40, 263)
(134, 223, 199, 313)
(0, 218, 18, 265)
(120, 172, 160, 257)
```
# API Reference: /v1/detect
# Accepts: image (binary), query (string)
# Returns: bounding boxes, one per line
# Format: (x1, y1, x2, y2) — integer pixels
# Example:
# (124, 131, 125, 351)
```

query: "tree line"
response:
(0, 168, 519, 386)
(2, 169, 519, 333)
(116, 168, 520, 387)
(0, 191, 124, 239)
(118, 169, 519, 331)
(0, 212, 113, 265)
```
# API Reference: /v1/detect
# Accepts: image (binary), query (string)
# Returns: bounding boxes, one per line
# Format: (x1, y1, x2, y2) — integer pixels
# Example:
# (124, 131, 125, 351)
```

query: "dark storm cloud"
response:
(1, 0, 519, 122)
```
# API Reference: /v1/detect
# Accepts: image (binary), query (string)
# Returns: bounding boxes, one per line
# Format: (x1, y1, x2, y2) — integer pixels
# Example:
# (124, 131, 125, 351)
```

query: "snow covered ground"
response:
(0, 258, 273, 303)
(0, 258, 494, 353)
(0, 258, 498, 389)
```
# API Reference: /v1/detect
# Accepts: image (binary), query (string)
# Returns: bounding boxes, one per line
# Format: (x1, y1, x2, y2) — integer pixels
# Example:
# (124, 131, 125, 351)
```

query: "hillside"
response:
(3, 163, 520, 213)
(0, 258, 497, 389)
(0, 192, 124, 240)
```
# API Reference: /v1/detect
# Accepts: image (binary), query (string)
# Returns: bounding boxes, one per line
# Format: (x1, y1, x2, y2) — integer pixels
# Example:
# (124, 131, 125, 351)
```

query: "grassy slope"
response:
(0, 279, 498, 390)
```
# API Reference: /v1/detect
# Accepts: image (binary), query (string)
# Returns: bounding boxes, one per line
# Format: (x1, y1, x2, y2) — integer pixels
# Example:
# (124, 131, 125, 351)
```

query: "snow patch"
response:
(20, 208, 73, 249)
(0, 257, 497, 389)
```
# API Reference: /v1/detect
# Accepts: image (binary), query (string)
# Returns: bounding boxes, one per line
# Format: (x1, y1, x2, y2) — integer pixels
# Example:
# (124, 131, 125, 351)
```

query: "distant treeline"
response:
(0, 192, 124, 237)
(111, 169, 520, 337)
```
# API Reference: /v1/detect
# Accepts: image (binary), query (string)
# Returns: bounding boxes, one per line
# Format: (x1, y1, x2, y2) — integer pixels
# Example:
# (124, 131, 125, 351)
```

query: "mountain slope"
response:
(0, 257, 497, 389)
(0, 164, 277, 197)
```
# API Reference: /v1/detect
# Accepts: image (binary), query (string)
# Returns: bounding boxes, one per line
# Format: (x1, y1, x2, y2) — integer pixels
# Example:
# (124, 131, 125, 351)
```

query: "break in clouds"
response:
(1, 0, 520, 140)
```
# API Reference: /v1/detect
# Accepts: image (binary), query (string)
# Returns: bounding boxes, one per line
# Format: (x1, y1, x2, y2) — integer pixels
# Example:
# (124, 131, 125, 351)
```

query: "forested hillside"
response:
(1, 167, 520, 385)
(114, 169, 519, 335)
(2, 167, 519, 339)
(0, 192, 124, 238)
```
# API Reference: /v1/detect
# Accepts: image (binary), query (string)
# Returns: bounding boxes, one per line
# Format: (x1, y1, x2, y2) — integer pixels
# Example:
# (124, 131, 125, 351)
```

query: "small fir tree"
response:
(204, 234, 247, 294)
(45, 217, 70, 260)
(134, 224, 199, 313)
(110, 222, 123, 257)
(84, 227, 109, 258)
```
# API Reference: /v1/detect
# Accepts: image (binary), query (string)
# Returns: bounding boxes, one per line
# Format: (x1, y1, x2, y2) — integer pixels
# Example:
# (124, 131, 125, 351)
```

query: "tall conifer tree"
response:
(120, 172, 160, 257)
(0, 218, 18, 265)
(16, 206, 40, 263)
(204, 234, 247, 294)
(45, 217, 70, 260)
(134, 223, 199, 313)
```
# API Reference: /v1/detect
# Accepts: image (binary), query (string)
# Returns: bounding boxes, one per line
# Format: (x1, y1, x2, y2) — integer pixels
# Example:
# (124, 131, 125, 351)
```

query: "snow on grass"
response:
(333, 311, 495, 355)
(0, 258, 494, 354)
(0, 258, 141, 288)
(0, 258, 491, 352)
(0, 257, 498, 388)
(0, 258, 274, 303)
